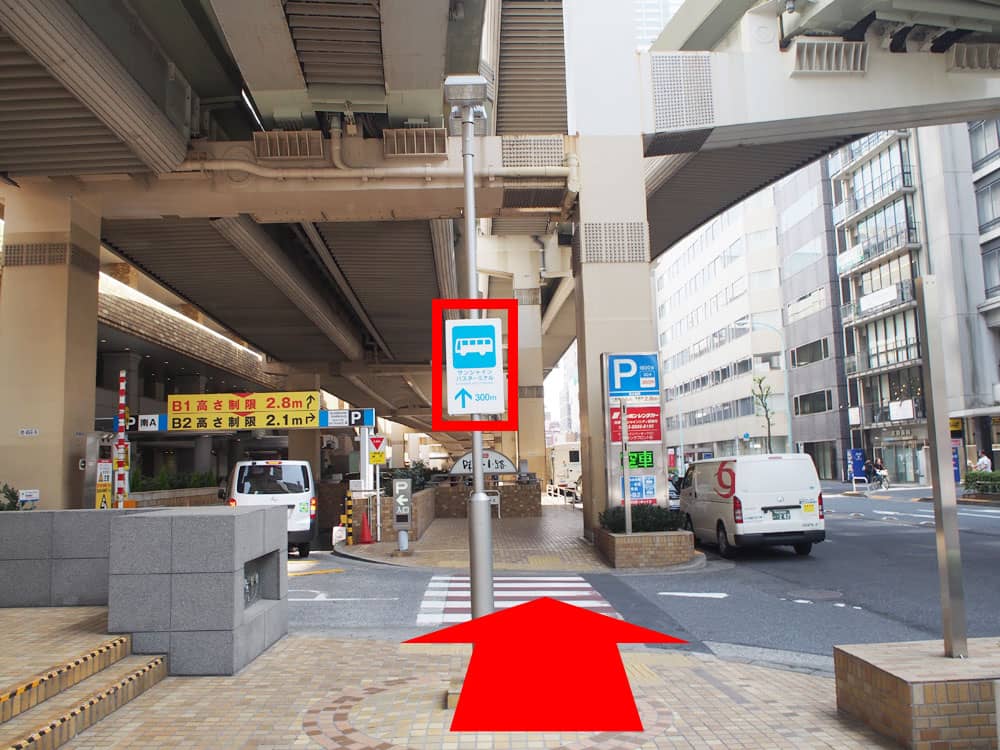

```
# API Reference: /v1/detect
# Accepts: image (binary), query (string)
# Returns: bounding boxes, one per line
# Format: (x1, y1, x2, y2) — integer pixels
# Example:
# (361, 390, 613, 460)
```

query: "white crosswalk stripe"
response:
(416, 574, 620, 626)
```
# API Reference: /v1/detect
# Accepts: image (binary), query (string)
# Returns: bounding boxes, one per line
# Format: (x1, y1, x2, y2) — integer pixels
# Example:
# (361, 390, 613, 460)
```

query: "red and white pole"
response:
(115, 369, 128, 509)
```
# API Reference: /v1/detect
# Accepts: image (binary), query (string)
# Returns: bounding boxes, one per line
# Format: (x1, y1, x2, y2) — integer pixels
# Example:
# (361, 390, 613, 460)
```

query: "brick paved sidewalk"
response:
(340, 504, 611, 572)
(61, 635, 894, 749)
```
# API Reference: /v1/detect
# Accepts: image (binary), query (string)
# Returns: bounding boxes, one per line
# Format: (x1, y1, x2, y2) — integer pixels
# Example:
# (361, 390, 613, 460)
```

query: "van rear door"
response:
(737, 456, 822, 533)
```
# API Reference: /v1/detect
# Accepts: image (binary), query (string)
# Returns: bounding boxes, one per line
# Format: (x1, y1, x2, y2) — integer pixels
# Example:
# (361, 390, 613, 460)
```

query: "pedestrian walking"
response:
(975, 450, 993, 472)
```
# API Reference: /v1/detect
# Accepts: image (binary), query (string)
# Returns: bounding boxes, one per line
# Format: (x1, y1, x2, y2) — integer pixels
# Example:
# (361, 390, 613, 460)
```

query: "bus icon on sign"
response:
(453, 325, 497, 368)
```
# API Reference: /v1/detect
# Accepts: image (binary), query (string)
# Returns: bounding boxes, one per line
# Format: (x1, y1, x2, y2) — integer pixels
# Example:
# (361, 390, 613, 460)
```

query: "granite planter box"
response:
(593, 527, 695, 568)
(108, 506, 288, 676)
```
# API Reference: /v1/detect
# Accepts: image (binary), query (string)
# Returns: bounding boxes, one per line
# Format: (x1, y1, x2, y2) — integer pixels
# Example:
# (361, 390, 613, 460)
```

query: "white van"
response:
(222, 460, 317, 557)
(678, 454, 824, 557)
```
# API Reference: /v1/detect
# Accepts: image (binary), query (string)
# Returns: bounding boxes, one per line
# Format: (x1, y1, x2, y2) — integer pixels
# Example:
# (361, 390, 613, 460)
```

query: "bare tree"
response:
(752, 375, 774, 453)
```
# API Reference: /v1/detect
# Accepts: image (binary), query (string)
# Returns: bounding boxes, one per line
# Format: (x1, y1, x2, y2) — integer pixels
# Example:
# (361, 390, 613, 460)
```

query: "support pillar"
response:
(513, 254, 548, 483)
(193, 436, 213, 475)
(389, 422, 407, 468)
(566, 4, 658, 539)
(102, 351, 142, 416)
(406, 433, 422, 465)
(0, 189, 102, 509)
(285, 373, 321, 481)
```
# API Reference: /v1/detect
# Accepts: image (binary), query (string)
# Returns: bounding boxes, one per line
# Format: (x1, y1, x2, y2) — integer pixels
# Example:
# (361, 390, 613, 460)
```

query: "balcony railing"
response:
(846, 337, 921, 375)
(843, 279, 916, 323)
(836, 223, 920, 274)
(849, 398, 926, 427)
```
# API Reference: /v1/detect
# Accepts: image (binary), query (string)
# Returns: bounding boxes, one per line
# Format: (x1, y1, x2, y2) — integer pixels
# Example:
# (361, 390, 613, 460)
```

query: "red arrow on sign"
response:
(370, 436, 385, 450)
(405, 597, 685, 731)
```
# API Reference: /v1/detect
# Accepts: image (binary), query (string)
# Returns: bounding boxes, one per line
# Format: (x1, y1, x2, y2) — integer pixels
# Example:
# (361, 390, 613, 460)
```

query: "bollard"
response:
(345, 495, 354, 545)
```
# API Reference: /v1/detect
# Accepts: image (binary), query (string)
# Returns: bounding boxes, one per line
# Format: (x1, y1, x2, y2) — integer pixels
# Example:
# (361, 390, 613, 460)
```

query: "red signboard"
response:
(609, 406, 661, 443)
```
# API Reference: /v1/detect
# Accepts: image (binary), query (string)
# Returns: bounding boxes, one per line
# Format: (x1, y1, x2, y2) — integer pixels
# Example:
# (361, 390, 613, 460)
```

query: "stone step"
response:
(0, 636, 130, 725)
(0, 654, 166, 750)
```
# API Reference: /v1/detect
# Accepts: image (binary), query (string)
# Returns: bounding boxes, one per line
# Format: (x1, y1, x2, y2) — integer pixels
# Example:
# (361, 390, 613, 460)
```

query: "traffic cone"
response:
(359, 510, 374, 544)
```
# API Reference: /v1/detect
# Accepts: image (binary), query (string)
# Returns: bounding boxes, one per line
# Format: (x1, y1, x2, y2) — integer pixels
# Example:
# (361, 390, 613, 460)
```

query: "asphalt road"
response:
(288, 490, 1000, 666)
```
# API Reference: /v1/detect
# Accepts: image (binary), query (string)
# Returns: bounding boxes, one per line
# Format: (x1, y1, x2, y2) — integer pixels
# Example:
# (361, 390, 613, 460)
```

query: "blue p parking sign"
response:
(606, 353, 659, 398)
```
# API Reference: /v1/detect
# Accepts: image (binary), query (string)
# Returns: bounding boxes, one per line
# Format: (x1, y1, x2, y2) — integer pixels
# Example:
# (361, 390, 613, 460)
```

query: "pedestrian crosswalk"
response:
(416, 574, 621, 625)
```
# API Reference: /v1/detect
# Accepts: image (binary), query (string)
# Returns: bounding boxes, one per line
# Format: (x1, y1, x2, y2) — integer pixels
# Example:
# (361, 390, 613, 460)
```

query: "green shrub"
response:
(964, 470, 1000, 494)
(385, 460, 434, 492)
(598, 504, 686, 533)
(1, 483, 20, 511)
(131, 469, 217, 493)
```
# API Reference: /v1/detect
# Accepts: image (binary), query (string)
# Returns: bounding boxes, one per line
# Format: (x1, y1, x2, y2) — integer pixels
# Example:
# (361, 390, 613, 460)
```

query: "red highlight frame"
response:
(432, 298, 518, 432)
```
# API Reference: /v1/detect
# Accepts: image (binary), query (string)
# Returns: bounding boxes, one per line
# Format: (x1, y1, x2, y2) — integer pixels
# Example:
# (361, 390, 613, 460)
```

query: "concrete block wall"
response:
(0, 509, 137, 606)
(108, 506, 288, 676)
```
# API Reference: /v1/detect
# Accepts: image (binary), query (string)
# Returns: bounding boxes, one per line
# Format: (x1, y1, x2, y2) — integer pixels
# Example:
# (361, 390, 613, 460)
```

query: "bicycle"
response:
(871, 470, 890, 490)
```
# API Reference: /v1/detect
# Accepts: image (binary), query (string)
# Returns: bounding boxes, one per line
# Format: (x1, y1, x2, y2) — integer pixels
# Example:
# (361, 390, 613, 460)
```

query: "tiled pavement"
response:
(0, 607, 108, 691)
(416, 575, 620, 625)
(58, 635, 895, 749)
(341, 503, 611, 572)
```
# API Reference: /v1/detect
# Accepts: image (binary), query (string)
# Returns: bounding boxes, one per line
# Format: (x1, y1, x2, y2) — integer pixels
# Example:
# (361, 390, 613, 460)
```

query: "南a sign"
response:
(167, 391, 320, 431)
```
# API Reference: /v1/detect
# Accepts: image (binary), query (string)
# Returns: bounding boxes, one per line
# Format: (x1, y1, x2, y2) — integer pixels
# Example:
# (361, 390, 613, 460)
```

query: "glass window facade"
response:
(794, 390, 833, 416)
(970, 120, 1000, 167)
(791, 338, 829, 368)
(847, 140, 911, 215)
(983, 238, 1000, 299)
(975, 176, 1000, 232)
(665, 396, 755, 430)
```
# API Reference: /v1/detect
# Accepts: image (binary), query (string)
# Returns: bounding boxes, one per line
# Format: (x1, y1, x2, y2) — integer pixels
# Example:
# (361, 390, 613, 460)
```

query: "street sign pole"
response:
(915, 277, 968, 658)
(461, 101, 494, 619)
(621, 399, 632, 535)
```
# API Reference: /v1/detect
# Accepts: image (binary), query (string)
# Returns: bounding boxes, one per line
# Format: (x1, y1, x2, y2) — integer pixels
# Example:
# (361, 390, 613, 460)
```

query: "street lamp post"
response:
(444, 75, 493, 618)
(737, 317, 795, 453)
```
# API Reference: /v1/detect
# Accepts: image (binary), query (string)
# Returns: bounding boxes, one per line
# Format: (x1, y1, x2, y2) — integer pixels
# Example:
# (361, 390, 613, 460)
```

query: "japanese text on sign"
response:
(610, 406, 662, 443)
(167, 391, 320, 431)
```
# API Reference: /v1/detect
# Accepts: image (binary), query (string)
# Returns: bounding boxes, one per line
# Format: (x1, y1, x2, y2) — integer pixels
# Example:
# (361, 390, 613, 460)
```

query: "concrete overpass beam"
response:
(207, 0, 317, 129)
(210, 216, 364, 360)
(645, 12, 1000, 156)
(0, 0, 189, 172)
(0, 189, 102, 509)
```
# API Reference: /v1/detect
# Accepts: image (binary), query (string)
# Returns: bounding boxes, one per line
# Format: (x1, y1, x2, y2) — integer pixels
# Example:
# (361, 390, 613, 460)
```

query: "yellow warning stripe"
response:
(0, 637, 129, 704)
(6, 656, 165, 750)
(288, 568, 345, 577)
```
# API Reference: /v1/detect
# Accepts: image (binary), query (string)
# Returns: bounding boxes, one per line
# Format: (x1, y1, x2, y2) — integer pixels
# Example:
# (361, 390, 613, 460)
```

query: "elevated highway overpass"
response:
(2, 0, 1000, 535)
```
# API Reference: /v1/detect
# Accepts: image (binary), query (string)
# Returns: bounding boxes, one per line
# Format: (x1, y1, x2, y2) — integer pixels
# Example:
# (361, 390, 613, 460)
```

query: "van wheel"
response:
(716, 524, 734, 559)
(793, 542, 812, 556)
(298, 543, 311, 559)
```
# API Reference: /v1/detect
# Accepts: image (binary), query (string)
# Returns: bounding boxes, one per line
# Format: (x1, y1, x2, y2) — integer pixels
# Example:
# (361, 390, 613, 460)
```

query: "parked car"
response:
(221, 459, 317, 557)
(678, 454, 824, 558)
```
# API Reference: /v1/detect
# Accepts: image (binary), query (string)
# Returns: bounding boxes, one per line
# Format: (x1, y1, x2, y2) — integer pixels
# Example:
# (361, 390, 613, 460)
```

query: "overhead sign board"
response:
(445, 318, 505, 415)
(322, 408, 375, 428)
(167, 391, 320, 431)
(449, 449, 518, 475)
(606, 353, 659, 398)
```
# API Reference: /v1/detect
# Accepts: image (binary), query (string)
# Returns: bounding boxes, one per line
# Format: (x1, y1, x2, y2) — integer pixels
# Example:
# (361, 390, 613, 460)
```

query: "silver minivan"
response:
(222, 460, 317, 557)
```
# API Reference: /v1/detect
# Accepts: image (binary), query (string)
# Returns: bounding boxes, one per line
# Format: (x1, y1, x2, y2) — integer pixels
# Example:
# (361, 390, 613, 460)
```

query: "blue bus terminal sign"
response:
(606, 353, 659, 398)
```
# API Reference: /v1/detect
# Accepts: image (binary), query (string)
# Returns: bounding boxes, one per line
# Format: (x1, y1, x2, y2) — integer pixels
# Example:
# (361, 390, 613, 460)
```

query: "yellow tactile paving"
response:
(343, 504, 611, 571)
(58, 636, 894, 749)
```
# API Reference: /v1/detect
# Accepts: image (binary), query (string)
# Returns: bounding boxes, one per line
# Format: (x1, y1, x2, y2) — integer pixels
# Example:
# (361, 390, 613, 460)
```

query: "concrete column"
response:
(285, 373, 321, 481)
(389, 422, 407, 468)
(573, 136, 656, 539)
(406, 433, 422, 465)
(0, 189, 102, 509)
(194, 435, 213, 475)
(513, 249, 548, 483)
(500, 430, 519, 469)
(564, 2, 656, 538)
(102, 351, 142, 415)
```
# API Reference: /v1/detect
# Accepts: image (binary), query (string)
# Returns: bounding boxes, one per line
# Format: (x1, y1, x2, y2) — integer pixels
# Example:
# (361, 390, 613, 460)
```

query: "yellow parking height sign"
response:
(167, 391, 320, 431)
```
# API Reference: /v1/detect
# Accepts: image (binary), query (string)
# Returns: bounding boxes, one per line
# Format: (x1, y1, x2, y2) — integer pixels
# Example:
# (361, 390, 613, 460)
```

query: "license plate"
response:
(802, 503, 815, 513)
(771, 509, 790, 520)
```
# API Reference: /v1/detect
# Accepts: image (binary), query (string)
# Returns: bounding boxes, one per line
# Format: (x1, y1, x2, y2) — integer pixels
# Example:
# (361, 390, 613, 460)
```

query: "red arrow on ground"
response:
(405, 597, 685, 732)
